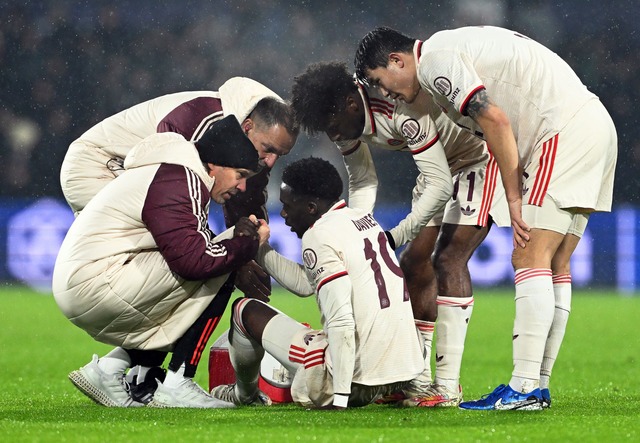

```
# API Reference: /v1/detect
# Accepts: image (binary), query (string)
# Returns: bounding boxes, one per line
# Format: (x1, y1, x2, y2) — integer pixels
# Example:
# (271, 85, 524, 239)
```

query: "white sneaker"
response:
(211, 384, 272, 406)
(148, 378, 236, 409)
(68, 355, 143, 407)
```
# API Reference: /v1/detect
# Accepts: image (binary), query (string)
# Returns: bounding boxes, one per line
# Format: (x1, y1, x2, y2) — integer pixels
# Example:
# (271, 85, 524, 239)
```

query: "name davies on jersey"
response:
(351, 214, 379, 231)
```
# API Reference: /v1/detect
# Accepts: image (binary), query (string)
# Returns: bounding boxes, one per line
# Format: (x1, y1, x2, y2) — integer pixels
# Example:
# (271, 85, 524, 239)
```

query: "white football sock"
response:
(162, 363, 187, 388)
(227, 303, 265, 400)
(510, 268, 554, 393)
(434, 296, 474, 391)
(540, 274, 572, 390)
(414, 319, 434, 383)
(98, 347, 131, 375)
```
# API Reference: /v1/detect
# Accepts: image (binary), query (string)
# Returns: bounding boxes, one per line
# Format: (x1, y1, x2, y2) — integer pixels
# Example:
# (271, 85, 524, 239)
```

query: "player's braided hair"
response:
(354, 26, 415, 83)
(290, 61, 358, 135)
(249, 97, 300, 137)
(282, 157, 343, 202)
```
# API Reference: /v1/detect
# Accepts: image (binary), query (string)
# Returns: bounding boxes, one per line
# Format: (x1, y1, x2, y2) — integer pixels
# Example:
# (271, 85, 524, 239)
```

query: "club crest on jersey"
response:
(434, 76, 452, 96)
(400, 118, 421, 140)
(302, 248, 317, 269)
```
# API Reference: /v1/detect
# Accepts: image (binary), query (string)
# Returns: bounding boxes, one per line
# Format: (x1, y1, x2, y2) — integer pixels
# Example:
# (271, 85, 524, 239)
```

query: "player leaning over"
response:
(355, 26, 617, 410)
(290, 61, 508, 407)
(61, 76, 298, 301)
(211, 157, 425, 409)
(59, 78, 298, 397)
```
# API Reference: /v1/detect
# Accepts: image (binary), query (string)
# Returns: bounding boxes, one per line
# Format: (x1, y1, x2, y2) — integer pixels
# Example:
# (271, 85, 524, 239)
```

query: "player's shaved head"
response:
(291, 62, 358, 135)
(248, 97, 300, 137)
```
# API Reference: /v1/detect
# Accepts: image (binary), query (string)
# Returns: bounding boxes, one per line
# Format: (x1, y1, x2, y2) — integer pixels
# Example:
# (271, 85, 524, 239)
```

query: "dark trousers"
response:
(125, 274, 236, 378)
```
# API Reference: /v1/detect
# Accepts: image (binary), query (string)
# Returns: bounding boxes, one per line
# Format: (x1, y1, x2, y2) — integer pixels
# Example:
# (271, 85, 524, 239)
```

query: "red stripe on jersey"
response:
(317, 271, 348, 292)
(460, 86, 486, 116)
(369, 98, 394, 112)
(370, 98, 394, 119)
(514, 268, 552, 285)
(341, 141, 361, 156)
(528, 134, 558, 206)
(411, 133, 440, 155)
(552, 274, 572, 284)
(477, 154, 498, 227)
(370, 106, 393, 120)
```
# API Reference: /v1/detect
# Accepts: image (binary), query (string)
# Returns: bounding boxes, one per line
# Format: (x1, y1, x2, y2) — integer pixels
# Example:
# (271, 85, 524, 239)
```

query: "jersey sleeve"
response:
(387, 114, 454, 247)
(303, 225, 356, 403)
(340, 141, 378, 213)
(317, 276, 356, 404)
(418, 50, 485, 116)
(142, 163, 258, 280)
(255, 243, 314, 297)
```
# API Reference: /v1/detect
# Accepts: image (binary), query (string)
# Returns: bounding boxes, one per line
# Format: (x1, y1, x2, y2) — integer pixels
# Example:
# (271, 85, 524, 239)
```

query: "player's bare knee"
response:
(399, 250, 433, 281)
(432, 248, 464, 277)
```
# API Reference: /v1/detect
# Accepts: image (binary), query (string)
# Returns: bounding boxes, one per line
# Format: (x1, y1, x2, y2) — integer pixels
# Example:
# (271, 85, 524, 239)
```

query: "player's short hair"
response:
(282, 157, 343, 203)
(290, 61, 358, 135)
(354, 27, 416, 83)
(249, 97, 300, 137)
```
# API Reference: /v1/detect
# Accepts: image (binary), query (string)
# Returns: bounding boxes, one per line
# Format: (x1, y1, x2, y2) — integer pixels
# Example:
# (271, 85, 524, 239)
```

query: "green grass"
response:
(1, 285, 639, 442)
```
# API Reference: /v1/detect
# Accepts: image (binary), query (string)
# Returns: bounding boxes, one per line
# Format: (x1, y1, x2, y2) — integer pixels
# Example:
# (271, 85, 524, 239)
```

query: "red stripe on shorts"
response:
(528, 134, 558, 206)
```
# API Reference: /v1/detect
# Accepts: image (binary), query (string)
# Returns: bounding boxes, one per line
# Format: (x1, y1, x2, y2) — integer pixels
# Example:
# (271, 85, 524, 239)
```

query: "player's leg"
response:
(540, 213, 588, 407)
(397, 226, 439, 396)
(212, 297, 307, 405)
(149, 278, 236, 409)
(461, 201, 571, 411)
(431, 223, 489, 402)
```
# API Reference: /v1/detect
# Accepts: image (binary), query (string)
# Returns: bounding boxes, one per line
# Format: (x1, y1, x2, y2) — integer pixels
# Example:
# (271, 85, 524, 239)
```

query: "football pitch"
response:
(1, 285, 638, 442)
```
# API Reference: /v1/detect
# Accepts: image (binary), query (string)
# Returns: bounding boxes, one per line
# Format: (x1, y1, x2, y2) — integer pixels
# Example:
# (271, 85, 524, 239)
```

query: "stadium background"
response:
(1, 0, 638, 293)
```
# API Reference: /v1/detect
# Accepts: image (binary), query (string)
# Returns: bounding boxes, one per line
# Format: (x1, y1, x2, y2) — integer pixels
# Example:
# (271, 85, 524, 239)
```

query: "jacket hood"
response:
(219, 77, 283, 123)
(124, 132, 215, 190)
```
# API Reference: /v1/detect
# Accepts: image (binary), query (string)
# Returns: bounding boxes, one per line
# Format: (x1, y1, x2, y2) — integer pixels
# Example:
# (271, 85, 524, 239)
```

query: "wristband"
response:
(384, 231, 396, 250)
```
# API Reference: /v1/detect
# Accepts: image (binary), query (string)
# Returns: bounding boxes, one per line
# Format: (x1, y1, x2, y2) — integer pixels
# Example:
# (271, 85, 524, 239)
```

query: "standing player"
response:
(61, 76, 298, 301)
(290, 61, 508, 407)
(355, 26, 617, 410)
(211, 157, 425, 409)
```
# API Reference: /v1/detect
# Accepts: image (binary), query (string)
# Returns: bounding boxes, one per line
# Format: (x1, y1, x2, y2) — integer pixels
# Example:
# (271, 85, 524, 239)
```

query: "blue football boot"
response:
(541, 388, 551, 408)
(458, 384, 543, 411)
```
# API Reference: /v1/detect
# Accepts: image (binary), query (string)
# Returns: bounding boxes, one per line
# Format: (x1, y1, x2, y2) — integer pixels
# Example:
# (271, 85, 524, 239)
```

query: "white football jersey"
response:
(301, 200, 424, 386)
(415, 26, 597, 164)
(338, 82, 487, 170)
(337, 83, 494, 244)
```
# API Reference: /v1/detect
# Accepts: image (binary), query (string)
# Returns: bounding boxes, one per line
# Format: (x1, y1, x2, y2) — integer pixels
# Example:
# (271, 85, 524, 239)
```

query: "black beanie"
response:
(195, 115, 261, 172)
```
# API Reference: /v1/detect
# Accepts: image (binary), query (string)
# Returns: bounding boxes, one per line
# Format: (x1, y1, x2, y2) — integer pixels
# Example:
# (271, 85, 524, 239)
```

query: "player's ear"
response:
(389, 52, 405, 68)
(307, 201, 318, 215)
(241, 118, 253, 135)
(346, 94, 359, 112)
